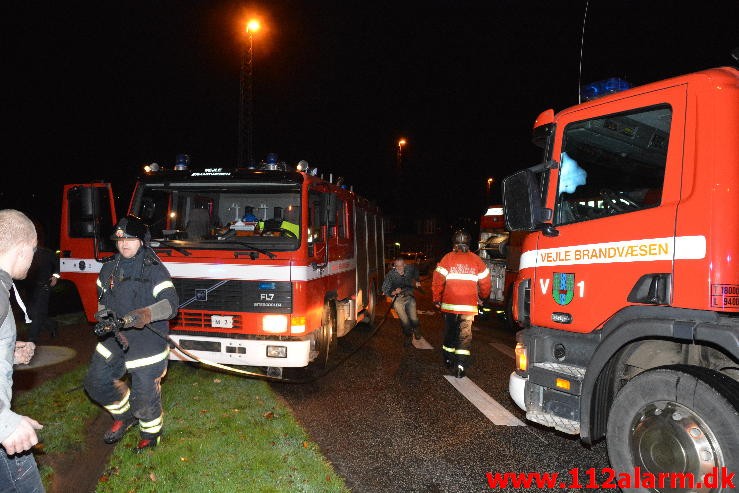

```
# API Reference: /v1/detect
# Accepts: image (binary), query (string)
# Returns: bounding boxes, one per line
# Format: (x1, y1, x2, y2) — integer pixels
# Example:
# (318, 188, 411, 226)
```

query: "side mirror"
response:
(502, 170, 547, 231)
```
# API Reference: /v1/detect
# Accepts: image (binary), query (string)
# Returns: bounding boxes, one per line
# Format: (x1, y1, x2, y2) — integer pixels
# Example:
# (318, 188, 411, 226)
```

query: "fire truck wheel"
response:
(313, 300, 338, 369)
(606, 365, 739, 491)
(365, 282, 377, 326)
(503, 294, 516, 331)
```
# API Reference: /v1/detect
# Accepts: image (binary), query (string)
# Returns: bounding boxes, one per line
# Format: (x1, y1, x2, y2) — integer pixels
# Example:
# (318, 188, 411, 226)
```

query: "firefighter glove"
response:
(123, 307, 153, 329)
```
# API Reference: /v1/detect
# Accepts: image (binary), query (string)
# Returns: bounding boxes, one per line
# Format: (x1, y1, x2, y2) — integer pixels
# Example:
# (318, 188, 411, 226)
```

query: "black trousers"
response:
(84, 346, 168, 438)
(442, 313, 474, 369)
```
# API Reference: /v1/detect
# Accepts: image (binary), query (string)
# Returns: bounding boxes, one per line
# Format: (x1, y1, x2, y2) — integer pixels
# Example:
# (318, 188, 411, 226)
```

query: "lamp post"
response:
(238, 19, 260, 167)
(396, 138, 407, 168)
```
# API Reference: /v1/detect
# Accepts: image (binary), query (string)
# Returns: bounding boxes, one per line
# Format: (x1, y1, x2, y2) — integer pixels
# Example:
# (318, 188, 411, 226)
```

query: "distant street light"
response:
(396, 138, 407, 168)
(238, 19, 261, 167)
(486, 177, 494, 204)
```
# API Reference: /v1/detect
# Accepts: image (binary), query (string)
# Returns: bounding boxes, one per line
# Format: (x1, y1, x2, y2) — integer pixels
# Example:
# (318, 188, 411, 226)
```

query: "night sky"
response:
(4, 1, 737, 244)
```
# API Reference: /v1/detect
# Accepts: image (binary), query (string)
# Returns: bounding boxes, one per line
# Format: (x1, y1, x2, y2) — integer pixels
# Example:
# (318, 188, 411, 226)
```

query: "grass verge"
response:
(16, 361, 349, 492)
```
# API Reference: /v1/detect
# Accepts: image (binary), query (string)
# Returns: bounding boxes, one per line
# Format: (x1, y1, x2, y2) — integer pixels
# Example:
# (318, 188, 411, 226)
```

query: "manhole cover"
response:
(14, 345, 77, 370)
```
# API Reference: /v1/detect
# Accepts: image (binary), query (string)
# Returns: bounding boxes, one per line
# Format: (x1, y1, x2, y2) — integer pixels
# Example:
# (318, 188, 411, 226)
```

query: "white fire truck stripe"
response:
(443, 375, 526, 426)
(61, 257, 357, 281)
(519, 235, 706, 269)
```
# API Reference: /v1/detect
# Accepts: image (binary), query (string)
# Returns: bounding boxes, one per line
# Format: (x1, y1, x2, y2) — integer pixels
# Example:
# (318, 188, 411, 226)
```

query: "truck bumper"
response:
(509, 371, 527, 411)
(168, 335, 311, 367)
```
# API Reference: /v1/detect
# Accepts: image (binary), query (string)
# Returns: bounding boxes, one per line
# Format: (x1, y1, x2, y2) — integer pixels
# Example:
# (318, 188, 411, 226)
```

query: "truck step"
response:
(526, 410, 580, 435)
(533, 362, 585, 380)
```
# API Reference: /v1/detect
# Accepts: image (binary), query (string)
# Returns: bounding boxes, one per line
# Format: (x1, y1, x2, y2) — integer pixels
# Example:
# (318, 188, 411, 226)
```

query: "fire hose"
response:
(93, 294, 399, 384)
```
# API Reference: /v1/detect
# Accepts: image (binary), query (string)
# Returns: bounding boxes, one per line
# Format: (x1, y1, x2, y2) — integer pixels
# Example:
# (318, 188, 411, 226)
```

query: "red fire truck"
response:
(503, 67, 739, 483)
(59, 158, 384, 378)
(476, 205, 523, 328)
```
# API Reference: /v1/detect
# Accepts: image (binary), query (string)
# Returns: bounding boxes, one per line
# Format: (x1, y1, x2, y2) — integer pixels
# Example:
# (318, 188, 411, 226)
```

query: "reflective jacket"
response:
(432, 251, 491, 315)
(96, 248, 178, 366)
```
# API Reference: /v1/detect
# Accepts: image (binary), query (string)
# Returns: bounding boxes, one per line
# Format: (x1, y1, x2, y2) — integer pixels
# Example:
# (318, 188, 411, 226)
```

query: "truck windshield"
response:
(133, 183, 301, 251)
(555, 105, 670, 225)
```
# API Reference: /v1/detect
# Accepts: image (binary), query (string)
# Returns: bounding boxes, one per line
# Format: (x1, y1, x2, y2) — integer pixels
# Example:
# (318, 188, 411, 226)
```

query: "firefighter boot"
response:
(133, 433, 161, 453)
(103, 414, 137, 444)
(456, 364, 466, 379)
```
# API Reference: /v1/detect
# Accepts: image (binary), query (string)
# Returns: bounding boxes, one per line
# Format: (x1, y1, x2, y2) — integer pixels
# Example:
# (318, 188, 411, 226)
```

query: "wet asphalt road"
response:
(271, 280, 611, 493)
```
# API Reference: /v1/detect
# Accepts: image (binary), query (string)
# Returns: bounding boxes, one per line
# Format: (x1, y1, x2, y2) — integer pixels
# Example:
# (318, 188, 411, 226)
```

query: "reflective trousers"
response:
(84, 348, 168, 438)
(0, 450, 44, 493)
(442, 313, 474, 369)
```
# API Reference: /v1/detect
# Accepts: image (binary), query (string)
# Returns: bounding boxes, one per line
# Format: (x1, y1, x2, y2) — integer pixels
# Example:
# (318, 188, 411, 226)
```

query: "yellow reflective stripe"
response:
(446, 273, 480, 282)
(435, 266, 449, 277)
(152, 280, 175, 298)
(442, 345, 456, 354)
(126, 347, 170, 370)
(477, 268, 490, 279)
(455, 349, 471, 356)
(440, 303, 477, 312)
(139, 415, 163, 434)
(96, 278, 102, 288)
(96, 343, 112, 359)
(105, 389, 131, 415)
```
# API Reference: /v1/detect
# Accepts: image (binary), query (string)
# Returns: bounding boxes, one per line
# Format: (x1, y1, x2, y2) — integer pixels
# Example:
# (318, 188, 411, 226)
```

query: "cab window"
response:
(555, 105, 669, 225)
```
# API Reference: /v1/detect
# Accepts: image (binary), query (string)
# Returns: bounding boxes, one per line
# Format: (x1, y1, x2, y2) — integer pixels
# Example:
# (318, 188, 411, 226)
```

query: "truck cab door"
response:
(59, 183, 117, 321)
(530, 85, 687, 332)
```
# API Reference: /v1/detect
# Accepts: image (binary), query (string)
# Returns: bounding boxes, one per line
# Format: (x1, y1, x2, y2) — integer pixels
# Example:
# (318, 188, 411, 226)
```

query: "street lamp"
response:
(238, 19, 261, 167)
(396, 138, 407, 168)
(486, 177, 494, 204)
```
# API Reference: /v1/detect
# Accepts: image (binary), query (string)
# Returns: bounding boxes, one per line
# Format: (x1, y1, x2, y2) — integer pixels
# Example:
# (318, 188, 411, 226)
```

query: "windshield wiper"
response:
(199, 240, 276, 259)
(149, 240, 192, 256)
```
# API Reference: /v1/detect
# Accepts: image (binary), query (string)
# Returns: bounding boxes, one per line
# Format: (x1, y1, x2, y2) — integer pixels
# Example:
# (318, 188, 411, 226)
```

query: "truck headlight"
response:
(263, 315, 288, 333)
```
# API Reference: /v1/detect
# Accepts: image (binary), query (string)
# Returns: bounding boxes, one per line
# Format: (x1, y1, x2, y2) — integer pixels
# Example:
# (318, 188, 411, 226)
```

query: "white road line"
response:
(412, 337, 433, 350)
(444, 376, 526, 426)
(489, 342, 515, 359)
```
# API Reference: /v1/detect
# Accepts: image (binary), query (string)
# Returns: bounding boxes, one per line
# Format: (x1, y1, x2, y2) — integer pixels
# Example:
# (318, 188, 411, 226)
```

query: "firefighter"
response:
(381, 257, 422, 346)
(84, 215, 179, 453)
(432, 229, 491, 378)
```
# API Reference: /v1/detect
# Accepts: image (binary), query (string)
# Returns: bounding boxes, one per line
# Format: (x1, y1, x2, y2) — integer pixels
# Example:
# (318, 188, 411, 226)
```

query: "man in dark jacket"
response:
(382, 257, 422, 346)
(84, 215, 179, 453)
(25, 242, 60, 343)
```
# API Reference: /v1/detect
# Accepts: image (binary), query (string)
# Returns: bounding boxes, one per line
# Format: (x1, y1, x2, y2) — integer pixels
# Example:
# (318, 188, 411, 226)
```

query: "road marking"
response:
(444, 376, 526, 426)
(412, 337, 433, 350)
(489, 342, 515, 359)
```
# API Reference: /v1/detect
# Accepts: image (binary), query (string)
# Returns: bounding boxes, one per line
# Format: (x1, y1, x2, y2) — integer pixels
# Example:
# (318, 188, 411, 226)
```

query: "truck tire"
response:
(606, 365, 739, 492)
(503, 287, 516, 331)
(312, 300, 337, 369)
(364, 281, 377, 326)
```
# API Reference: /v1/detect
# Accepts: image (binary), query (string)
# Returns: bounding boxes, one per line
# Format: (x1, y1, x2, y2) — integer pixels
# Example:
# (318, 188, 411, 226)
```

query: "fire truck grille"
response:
(172, 278, 292, 313)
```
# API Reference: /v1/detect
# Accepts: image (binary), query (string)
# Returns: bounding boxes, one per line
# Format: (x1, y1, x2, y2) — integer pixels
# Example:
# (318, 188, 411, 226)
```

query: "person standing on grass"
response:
(0, 209, 45, 492)
(84, 215, 178, 453)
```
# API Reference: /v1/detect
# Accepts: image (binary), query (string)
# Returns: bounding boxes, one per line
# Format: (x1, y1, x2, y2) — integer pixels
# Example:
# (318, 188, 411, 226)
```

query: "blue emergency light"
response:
(580, 77, 631, 102)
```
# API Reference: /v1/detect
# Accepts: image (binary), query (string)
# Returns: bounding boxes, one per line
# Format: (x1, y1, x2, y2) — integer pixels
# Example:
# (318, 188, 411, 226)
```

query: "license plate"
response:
(211, 315, 233, 328)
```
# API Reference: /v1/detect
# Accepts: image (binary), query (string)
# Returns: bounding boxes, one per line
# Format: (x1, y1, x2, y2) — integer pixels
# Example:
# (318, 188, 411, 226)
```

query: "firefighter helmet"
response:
(111, 215, 150, 244)
(452, 229, 470, 252)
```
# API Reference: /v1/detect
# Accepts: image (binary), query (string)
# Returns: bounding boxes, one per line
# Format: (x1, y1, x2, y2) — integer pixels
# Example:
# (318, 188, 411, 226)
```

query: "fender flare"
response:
(579, 306, 737, 444)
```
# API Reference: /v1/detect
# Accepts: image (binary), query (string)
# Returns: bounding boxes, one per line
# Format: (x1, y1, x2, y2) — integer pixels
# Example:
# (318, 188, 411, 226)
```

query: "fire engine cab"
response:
(59, 156, 384, 378)
(503, 67, 738, 485)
